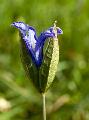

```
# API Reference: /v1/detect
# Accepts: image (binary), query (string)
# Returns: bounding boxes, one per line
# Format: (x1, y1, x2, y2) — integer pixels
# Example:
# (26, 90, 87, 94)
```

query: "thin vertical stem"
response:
(42, 93, 46, 120)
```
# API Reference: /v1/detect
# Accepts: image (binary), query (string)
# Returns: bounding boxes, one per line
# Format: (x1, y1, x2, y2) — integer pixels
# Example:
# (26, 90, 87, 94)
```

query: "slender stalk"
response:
(42, 93, 46, 120)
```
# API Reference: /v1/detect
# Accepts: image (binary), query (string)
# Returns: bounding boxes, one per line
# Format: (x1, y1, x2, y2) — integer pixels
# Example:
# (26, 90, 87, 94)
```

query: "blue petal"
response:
(11, 22, 40, 65)
(57, 27, 63, 34)
(37, 30, 55, 48)
(11, 22, 37, 37)
(36, 26, 63, 51)
(47, 27, 63, 35)
(11, 22, 38, 51)
(11, 22, 28, 31)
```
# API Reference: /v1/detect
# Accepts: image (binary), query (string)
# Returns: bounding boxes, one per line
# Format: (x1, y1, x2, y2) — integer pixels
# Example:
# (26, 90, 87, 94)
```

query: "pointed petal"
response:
(11, 22, 37, 36)
(11, 22, 28, 31)
(11, 22, 41, 66)
(11, 22, 38, 50)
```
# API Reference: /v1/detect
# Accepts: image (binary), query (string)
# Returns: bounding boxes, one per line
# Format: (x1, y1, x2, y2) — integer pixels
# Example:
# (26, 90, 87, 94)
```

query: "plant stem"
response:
(42, 93, 46, 120)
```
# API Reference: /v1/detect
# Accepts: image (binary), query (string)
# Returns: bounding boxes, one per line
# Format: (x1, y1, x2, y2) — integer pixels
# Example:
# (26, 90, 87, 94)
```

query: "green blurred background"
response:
(0, 0, 89, 120)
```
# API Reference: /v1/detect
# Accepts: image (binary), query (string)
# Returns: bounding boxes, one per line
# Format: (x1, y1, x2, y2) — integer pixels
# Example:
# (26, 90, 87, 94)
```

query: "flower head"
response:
(11, 22, 63, 67)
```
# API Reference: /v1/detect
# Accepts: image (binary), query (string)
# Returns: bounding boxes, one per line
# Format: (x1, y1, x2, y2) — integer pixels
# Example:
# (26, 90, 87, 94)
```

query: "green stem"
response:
(42, 93, 46, 120)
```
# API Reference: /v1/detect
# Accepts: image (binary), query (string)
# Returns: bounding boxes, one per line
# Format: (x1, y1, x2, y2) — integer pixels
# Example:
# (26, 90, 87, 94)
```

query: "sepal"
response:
(39, 37, 59, 93)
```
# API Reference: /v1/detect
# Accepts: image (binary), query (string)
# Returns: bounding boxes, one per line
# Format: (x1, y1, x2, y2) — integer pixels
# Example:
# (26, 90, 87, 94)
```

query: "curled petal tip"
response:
(47, 27, 63, 36)
(11, 22, 27, 31)
(56, 27, 63, 34)
(11, 22, 16, 27)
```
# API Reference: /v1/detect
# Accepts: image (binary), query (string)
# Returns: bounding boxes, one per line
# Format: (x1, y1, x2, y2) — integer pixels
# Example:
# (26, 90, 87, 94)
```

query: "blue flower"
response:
(11, 22, 63, 67)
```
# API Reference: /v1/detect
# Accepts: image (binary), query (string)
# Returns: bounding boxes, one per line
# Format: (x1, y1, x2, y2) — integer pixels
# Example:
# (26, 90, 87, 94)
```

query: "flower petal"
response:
(57, 27, 63, 34)
(11, 22, 38, 50)
(11, 22, 41, 66)
(11, 22, 28, 36)
(47, 27, 63, 35)
(11, 22, 28, 31)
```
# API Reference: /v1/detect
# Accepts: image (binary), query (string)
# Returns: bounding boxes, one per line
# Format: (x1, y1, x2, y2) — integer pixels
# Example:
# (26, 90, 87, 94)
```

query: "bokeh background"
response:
(0, 0, 89, 120)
